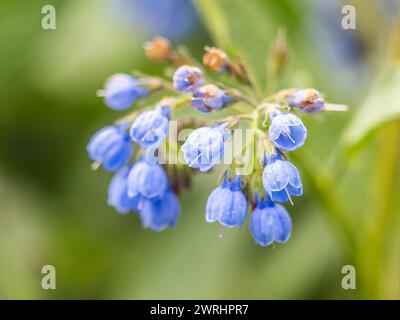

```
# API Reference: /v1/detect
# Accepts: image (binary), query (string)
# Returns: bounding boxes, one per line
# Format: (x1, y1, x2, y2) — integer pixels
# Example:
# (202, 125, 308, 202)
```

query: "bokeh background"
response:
(0, 0, 399, 299)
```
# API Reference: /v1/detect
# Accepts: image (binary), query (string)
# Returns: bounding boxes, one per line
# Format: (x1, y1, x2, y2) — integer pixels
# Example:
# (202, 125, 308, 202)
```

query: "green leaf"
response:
(342, 65, 400, 155)
(194, 0, 275, 89)
(193, 0, 312, 96)
(193, 0, 232, 49)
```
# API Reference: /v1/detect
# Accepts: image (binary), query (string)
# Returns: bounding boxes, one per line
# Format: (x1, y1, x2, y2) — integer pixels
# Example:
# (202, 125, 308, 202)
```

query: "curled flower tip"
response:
(288, 88, 325, 114)
(206, 175, 247, 228)
(108, 167, 141, 214)
(87, 125, 132, 172)
(144, 36, 174, 62)
(192, 84, 231, 113)
(102, 73, 149, 110)
(203, 47, 231, 73)
(269, 113, 307, 151)
(262, 158, 303, 204)
(173, 65, 203, 93)
(181, 124, 230, 172)
(130, 105, 170, 149)
(139, 189, 180, 232)
(249, 199, 292, 247)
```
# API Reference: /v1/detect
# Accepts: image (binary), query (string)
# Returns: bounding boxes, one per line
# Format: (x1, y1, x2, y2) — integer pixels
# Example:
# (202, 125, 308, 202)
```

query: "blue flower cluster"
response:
(202, 115, 306, 246)
(88, 76, 179, 231)
(86, 37, 344, 247)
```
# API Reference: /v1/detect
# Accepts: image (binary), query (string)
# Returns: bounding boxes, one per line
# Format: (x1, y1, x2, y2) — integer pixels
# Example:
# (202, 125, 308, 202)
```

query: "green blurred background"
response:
(0, 0, 399, 299)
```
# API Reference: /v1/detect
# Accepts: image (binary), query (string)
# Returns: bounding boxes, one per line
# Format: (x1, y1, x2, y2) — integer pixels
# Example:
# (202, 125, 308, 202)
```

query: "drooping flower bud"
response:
(181, 123, 230, 172)
(262, 153, 303, 204)
(108, 167, 141, 214)
(139, 189, 180, 232)
(87, 125, 132, 172)
(102, 74, 149, 110)
(127, 160, 168, 199)
(130, 106, 170, 149)
(206, 174, 248, 227)
(249, 196, 292, 247)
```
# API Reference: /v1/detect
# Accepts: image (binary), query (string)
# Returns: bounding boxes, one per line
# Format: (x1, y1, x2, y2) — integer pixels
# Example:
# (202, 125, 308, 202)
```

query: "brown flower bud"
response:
(203, 47, 230, 72)
(144, 36, 173, 61)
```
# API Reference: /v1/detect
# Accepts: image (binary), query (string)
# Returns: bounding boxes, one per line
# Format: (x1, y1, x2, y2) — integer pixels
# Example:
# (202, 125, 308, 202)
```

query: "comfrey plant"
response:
(87, 36, 347, 246)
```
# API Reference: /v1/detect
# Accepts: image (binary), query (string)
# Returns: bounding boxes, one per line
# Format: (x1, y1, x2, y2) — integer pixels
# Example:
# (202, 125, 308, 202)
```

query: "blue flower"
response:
(206, 174, 248, 227)
(268, 112, 307, 151)
(262, 154, 303, 204)
(288, 89, 325, 114)
(127, 160, 168, 199)
(181, 123, 230, 172)
(103, 73, 148, 110)
(138, 189, 180, 231)
(130, 106, 170, 148)
(173, 65, 203, 93)
(108, 167, 141, 214)
(87, 125, 132, 172)
(249, 197, 292, 247)
(192, 84, 231, 113)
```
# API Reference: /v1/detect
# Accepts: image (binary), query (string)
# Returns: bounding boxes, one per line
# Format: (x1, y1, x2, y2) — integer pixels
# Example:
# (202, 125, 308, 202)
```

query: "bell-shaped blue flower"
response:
(103, 73, 148, 110)
(181, 123, 230, 172)
(173, 65, 203, 93)
(268, 112, 307, 151)
(87, 125, 132, 172)
(108, 167, 141, 214)
(192, 84, 231, 113)
(130, 106, 170, 149)
(138, 189, 180, 231)
(262, 153, 303, 204)
(249, 197, 292, 247)
(127, 160, 168, 199)
(206, 174, 248, 227)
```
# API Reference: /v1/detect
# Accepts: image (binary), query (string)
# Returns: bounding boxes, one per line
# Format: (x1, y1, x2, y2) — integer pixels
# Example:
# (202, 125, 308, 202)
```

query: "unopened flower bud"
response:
(288, 89, 325, 114)
(206, 174, 248, 227)
(192, 84, 230, 113)
(203, 47, 230, 72)
(144, 36, 173, 62)
(173, 65, 203, 93)
(249, 197, 292, 247)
